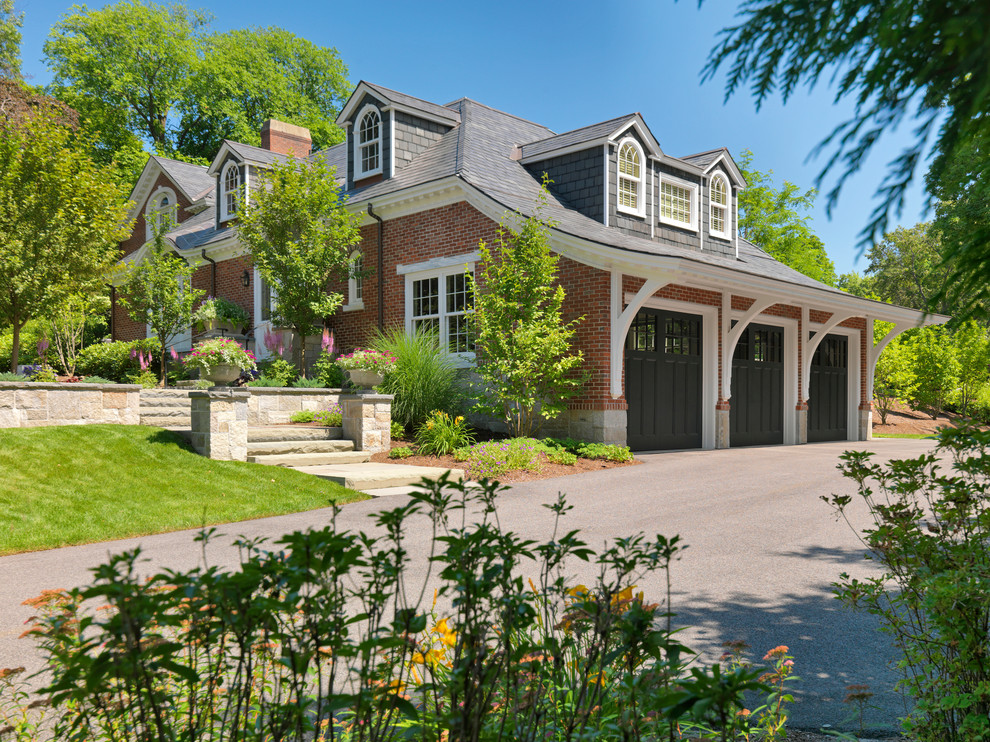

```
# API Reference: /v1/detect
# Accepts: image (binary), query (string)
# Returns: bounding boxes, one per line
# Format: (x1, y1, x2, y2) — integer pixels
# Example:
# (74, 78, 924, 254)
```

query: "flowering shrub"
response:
(462, 438, 543, 478)
(336, 348, 397, 374)
(414, 410, 474, 456)
(289, 403, 342, 427)
(183, 337, 257, 372)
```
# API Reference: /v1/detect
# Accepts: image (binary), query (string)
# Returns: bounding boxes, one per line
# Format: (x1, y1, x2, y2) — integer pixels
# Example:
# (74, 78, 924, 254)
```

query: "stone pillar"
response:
(189, 388, 249, 461)
(715, 399, 731, 449)
(341, 393, 393, 453)
(859, 402, 873, 441)
(795, 402, 808, 444)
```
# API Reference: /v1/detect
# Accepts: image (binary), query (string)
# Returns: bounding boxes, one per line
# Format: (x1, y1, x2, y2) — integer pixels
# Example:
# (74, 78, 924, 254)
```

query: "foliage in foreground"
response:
(825, 427, 990, 741)
(2, 476, 800, 742)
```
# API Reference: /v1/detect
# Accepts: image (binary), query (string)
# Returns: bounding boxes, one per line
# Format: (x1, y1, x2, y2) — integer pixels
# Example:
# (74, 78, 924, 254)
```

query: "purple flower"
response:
(37, 337, 49, 356)
(170, 347, 179, 361)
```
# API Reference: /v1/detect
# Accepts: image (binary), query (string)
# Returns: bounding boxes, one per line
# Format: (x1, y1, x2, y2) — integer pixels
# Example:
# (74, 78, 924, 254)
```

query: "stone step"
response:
(140, 389, 194, 399)
(248, 451, 371, 467)
(295, 463, 464, 492)
(139, 397, 193, 409)
(248, 426, 343, 443)
(140, 415, 192, 428)
(139, 407, 190, 418)
(246, 439, 355, 456)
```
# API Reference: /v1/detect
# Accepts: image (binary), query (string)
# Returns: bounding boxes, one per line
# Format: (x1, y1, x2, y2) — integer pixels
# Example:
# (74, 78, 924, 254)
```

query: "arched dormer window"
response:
(617, 139, 645, 217)
(221, 162, 240, 221)
(710, 173, 729, 239)
(356, 106, 382, 179)
(146, 188, 178, 239)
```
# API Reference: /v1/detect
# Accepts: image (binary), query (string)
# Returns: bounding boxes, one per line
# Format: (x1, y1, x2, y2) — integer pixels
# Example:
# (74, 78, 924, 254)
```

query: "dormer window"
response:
(659, 176, 699, 231)
(710, 174, 729, 239)
(617, 139, 644, 216)
(356, 106, 382, 178)
(222, 162, 239, 221)
(146, 188, 177, 239)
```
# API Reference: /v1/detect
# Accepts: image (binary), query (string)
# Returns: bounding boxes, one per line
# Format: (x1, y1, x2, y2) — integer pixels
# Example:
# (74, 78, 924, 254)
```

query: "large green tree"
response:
(863, 223, 953, 315)
(0, 0, 21, 77)
(0, 112, 130, 371)
(45, 1, 350, 164)
(703, 0, 990, 320)
(737, 150, 837, 286)
(237, 158, 360, 376)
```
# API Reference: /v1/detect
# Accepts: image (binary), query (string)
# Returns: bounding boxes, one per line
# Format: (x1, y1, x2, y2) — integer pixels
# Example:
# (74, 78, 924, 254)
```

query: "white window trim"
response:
(616, 137, 646, 218)
(343, 250, 364, 312)
(709, 172, 730, 241)
(220, 162, 240, 223)
(403, 261, 475, 367)
(354, 103, 383, 180)
(658, 173, 699, 232)
(145, 187, 178, 240)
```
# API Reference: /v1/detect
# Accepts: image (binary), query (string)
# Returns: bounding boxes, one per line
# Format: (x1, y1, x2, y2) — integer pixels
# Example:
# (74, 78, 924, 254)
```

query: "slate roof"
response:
(165, 208, 232, 252)
(224, 140, 294, 167)
(153, 156, 215, 201)
(519, 115, 633, 160)
(362, 81, 461, 124)
(680, 148, 726, 169)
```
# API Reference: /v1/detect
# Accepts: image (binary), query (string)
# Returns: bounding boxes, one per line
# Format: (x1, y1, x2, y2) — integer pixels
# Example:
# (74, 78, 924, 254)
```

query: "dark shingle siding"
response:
(394, 112, 448, 171)
(607, 131, 650, 239)
(525, 147, 604, 222)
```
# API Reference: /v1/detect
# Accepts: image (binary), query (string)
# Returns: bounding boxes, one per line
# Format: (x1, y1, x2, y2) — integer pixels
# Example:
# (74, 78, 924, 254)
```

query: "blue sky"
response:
(14, 0, 933, 276)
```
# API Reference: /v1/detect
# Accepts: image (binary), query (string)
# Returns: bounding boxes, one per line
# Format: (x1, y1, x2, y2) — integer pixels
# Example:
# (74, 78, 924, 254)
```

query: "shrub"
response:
(31, 367, 58, 382)
(11, 478, 779, 742)
(388, 446, 414, 459)
(547, 448, 578, 465)
(79, 375, 114, 384)
(464, 438, 543, 478)
(289, 410, 315, 423)
(391, 420, 406, 441)
(127, 370, 159, 388)
(75, 339, 159, 383)
(255, 357, 297, 386)
(313, 350, 345, 388)
(247, 376, 286, 388)
(0, 371, 28, 381)
(291, 376, 323, 388)
(289, 404, 342, 427)
(415, 410, 475, 456)
(372, 327, 462, 430)
(543, 437, 634, 463)
(192, 296, 251, 330)
(825, 427, 990, 740)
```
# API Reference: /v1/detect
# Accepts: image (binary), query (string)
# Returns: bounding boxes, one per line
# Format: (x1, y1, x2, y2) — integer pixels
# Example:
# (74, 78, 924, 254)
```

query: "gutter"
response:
(367, 203, 385, 331)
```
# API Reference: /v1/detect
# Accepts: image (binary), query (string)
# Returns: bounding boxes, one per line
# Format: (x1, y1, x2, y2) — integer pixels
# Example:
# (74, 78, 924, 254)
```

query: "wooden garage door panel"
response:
(808, 334, 848, 442)
(730, 324, 784, 447)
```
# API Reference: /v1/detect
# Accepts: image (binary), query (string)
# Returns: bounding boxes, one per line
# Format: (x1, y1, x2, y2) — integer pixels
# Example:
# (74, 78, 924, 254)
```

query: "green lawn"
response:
(873, 433, 937, 439)
(0, 425, 367, 555)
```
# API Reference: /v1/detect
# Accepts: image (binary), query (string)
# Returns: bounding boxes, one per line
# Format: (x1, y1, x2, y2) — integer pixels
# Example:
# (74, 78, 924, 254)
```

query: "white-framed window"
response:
(221, 162, 240, 221)
(355, 105, 382, 179)
(659, 176, 699, 231)
(145, 188, 178, 239)
(616, 139, 645, 217)
(405, 265, 474, 362)
(709, 173, 729, 239)
(344, 251, 364, 311)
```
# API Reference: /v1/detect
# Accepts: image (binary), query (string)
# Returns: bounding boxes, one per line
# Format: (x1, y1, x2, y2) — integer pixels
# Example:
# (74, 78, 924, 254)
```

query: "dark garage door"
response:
(730, 323, 784, 447)
(625, 309, 703, 451)
(808, 334, 848, 442)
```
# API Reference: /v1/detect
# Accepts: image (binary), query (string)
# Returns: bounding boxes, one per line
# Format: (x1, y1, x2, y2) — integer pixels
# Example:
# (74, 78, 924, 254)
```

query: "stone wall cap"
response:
(247, 387, 343, 395)
(0, 381, 142, 391)
(339, 393, 395, 401)
(190, 388, 252, 398)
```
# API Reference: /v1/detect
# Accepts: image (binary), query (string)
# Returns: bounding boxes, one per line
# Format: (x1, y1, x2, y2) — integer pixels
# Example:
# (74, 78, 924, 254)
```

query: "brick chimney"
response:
(261, 119, 312, 158)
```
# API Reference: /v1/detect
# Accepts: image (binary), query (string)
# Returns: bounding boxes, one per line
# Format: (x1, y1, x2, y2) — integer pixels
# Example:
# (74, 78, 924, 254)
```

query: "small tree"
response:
(472, 181, 585, 438)
(953, 321, 990, 417)
(237, 157, 360, 377)
(872, 322, 915, 425)
(48, 290, 111, 377)
(909, 326, 960, 419)
(121, 232, 203, 385)
(0, 110, 129, 371)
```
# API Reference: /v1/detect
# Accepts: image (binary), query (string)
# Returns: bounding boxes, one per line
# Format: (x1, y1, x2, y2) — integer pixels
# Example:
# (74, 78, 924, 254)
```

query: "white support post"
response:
(720, 294, 778, 400)
(609, 274, 667, 398)
(801, 312, 858, 400)
(866, 319, 910, 401)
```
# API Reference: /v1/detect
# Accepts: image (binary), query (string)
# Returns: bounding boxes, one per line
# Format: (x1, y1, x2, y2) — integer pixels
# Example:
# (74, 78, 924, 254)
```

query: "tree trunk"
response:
(160, 342, 167, 388)
(10, 317, 21, 373)
(297, 331, 307, 379)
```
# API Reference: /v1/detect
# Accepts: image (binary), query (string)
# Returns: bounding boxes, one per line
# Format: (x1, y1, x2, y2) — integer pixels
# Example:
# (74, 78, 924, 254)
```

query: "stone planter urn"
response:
(204, 364, 242, 386)
(347, 369, 384, 389)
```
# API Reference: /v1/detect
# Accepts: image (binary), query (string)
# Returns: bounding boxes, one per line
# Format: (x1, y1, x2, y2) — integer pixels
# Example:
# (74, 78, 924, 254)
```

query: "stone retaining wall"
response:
(246, 387, 343, 426)
(0, 382, 141, 427)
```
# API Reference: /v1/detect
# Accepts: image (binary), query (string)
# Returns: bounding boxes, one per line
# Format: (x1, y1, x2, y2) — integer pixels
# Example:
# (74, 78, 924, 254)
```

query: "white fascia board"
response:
(206, 142, 241, 176)
(124, 158, 166, 223)
(519, 137, 609, 165)
(381, 102, 459, 128)
(337, 82, 459, 128)
(345, 176, 465, 223)
(702, 151, 747, 188)
(336, 81, 378, 126)
(608, 117, 662, 158)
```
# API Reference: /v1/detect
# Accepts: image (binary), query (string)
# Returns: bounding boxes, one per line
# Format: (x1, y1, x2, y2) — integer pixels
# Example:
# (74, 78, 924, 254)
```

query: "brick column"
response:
(859, 401, 873, 441)
(341, 393, 393, 453)
(715, 399, 731, 449)
(795, 401, 808, 444)
(189, 389, 249, 461)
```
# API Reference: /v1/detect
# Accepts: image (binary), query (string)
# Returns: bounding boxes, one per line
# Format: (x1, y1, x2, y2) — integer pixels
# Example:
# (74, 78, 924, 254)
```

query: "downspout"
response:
(201, 249, 217, 297)
(367, 203, 384, 332)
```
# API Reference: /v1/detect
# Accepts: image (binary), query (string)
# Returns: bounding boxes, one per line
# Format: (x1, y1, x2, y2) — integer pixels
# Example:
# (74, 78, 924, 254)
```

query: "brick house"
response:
(113, 81, 943, 450)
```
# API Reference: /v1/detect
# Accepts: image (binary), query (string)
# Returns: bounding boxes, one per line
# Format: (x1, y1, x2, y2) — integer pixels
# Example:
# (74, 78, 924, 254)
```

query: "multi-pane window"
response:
(410, 270, 474, 355)
(710, 174, 728, 237)
(664, 317, 700, 356)
(814, 335, 847, 368)
(734, 326, 783, 363)
(146, 191, 177, 238)
(617, 141, 642, 214)
(660, 182, 693, 226)
(223, 163, 239, 219)
(348, 252, 363, 306)
(358, 109, 381, 176)
(627, 311, 657, 352)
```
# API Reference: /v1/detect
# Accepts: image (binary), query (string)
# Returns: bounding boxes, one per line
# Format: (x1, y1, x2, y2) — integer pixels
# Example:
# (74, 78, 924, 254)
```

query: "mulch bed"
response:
(873, 399, 987, 437)
(369, 442, 640, 483)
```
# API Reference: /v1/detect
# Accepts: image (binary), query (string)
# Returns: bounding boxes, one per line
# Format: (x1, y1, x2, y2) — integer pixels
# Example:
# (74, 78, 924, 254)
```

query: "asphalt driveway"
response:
(0, 438, 940, 734)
